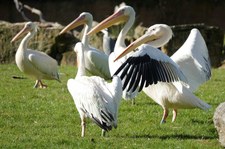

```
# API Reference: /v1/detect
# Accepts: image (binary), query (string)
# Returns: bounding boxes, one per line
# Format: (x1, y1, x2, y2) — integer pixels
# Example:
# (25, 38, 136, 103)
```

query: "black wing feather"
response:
(113, 54, 183, 93)
(132, 64, 142, 92)
(123, 64, 136, 90)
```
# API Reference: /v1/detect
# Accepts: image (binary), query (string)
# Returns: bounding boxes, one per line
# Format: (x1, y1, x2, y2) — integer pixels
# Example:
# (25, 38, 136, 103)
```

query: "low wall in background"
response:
(1, 21, 224, 67)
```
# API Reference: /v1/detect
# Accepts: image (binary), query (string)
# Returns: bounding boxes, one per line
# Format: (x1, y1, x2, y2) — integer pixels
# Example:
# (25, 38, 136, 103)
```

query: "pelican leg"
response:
(161, 108, 169, 124)
(172, 109, 177, 122)
(33, 80, 40, 88)
(81, 118, 86, 137)
(101, 129, 106, 137)
(39, 80, 47, 88)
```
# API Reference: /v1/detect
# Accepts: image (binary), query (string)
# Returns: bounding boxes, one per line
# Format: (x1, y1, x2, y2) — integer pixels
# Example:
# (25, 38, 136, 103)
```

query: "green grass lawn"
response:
(0, 64, 224, 148)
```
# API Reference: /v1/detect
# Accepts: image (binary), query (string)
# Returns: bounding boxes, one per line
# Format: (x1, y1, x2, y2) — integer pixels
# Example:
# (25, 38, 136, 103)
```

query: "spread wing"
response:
(114, 44, 188, 92)
(171, 28, 211, 92)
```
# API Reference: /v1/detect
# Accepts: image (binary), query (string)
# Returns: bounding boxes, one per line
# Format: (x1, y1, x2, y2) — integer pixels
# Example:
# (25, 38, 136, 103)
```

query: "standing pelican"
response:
(67, 42, 122, 137)
(11, 22, 60, 88)
(87, 6, 187, 101)
(59, 12, 111, 80)
(113, 24, 211, 123)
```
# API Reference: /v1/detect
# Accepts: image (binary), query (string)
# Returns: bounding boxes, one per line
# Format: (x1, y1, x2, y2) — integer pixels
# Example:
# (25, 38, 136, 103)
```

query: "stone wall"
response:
(1, 21, 224, 67)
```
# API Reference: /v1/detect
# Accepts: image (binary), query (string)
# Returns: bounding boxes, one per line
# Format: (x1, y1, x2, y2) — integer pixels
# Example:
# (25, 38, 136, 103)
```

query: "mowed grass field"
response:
(0, 64, 224, 148)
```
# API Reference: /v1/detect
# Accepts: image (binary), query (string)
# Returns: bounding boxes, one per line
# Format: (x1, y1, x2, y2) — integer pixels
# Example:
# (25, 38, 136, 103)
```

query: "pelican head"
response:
(11, 21, 37, 42)
(87, 5, 135, 35)
(59, 12, 93, 35)
(114, 24, 173, 61)
(145, 24, 173, 48)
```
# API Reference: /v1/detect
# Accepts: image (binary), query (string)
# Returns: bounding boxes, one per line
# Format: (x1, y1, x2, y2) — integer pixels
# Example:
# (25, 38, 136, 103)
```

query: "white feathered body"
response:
(16, 47, 59, 81)
(67, 75, 122, 129)
(83, 46, 110, 79)
(67, 42, 122, 132)
(143, 82, 210, 110)
(143, 28, 211, 112)
(14, 23, 60, 82)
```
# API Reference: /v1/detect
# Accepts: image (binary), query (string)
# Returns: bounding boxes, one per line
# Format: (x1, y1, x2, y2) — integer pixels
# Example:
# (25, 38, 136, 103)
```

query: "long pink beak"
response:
(87, 10, 128, 35)
(114, 33, 157, 61)
(59, 15, 86, 35)
(11, 26, 30, 42)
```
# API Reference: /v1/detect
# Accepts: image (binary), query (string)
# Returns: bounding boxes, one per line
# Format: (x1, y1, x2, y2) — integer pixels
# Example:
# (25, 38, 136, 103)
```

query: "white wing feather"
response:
(67, 76, 122, 128)
(85, 47, 111, 79)
(124, 44, 188, 84)
(27, 49, 59, 80)
(171, 28, 211, 92)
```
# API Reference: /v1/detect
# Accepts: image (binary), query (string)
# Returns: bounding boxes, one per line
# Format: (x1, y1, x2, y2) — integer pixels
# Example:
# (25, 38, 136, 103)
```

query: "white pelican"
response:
(113, 24, 211, 123)
(59, 12, 111, 80)
(87, 6, 187, 101)
(67, 42, 122, 137)
(11, 22, 60, 88)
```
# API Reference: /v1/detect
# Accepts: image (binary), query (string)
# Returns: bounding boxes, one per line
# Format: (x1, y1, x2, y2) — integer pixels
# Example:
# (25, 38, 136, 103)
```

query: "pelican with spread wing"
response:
(113, 24, 211, 123)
